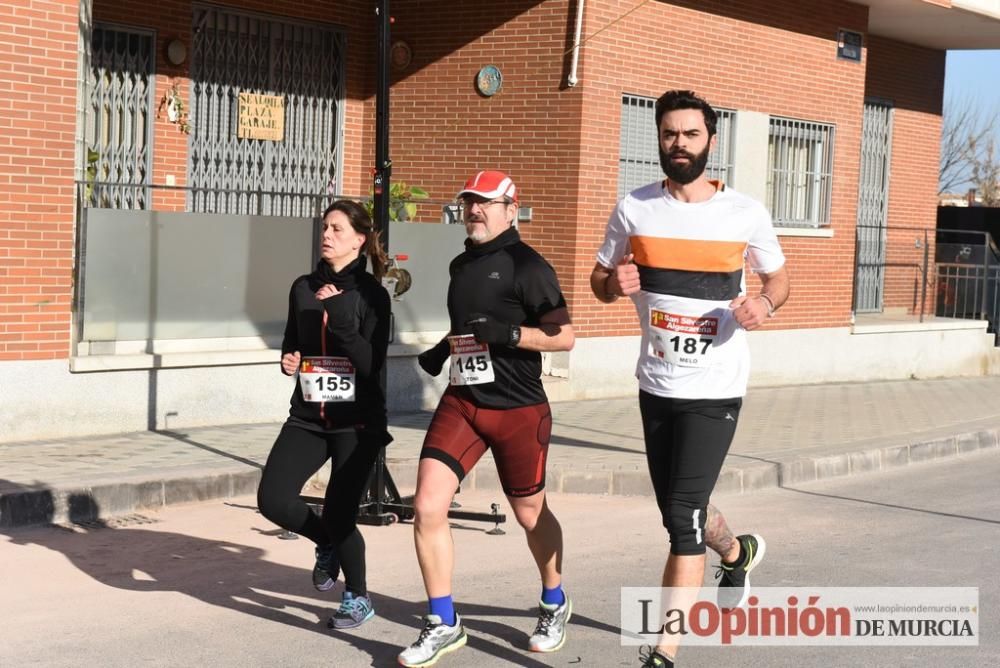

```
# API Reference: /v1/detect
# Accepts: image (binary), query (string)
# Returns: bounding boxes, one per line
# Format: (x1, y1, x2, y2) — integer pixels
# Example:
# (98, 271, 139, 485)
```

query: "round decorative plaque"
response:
(475, 65, 502, 97)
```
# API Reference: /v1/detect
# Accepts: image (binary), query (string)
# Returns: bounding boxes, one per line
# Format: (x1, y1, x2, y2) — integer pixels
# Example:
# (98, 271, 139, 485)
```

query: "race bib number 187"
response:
(648, 309, 718, 368)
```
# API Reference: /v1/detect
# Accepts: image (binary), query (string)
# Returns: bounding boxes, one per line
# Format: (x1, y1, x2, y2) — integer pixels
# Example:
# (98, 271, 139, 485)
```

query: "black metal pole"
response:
(373, 0, 391, 253)
(920, 229, 928, 322)
(355, 1, 506, 530)
(367, 0, 392, 521)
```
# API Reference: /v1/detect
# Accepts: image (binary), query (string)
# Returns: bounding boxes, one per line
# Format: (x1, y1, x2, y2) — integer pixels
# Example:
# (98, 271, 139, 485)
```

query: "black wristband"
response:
(603, 273, 620, 301)
(509, 325, 522, 348)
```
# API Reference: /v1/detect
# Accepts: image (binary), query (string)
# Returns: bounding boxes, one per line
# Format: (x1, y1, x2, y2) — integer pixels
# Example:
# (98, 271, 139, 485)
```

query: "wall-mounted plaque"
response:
(476, 65, 502, 97)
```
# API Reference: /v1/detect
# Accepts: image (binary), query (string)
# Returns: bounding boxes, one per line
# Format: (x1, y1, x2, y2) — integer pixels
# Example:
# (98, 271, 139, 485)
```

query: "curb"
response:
(0, 469, 262, 528)
(2, 428, 998, 528)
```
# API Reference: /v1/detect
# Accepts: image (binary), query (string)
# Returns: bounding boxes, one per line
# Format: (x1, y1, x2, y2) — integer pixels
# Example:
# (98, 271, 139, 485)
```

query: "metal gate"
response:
(86, 25, 155, 209)
(188, 6, 345, 216)
(854, 100, 893, 313)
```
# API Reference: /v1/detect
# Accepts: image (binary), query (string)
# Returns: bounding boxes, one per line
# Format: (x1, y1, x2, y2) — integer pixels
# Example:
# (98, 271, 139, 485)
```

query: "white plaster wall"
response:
(748, 325, 1000, 385)
(4, 325, 999, 442)
(731, 110, 770, 201)
(551, 324, 1000, 402)
(0, 353, 447, 443)
(0, 360, 293, 442)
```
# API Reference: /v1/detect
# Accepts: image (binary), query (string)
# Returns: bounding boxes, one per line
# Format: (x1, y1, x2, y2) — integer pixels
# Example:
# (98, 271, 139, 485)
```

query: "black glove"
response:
(417, 339, 450, 377)
(465, 313, 520, 347)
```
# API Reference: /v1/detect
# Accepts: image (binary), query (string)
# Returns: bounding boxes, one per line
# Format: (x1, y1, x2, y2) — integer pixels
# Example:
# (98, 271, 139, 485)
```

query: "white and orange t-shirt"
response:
(596, 181, 785, 399)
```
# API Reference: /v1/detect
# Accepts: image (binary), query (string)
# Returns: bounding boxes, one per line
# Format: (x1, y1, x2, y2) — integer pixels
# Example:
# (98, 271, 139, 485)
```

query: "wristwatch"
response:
(509, 325, 522, 348)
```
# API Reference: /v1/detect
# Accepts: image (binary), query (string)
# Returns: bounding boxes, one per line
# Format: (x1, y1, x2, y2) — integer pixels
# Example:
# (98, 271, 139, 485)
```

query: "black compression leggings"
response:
(639, 391, 742, 556)
(257, 424, 379, 595)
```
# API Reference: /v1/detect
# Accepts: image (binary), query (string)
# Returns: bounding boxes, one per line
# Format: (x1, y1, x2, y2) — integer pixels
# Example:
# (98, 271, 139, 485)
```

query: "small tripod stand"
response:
(355, 447, 508, 529)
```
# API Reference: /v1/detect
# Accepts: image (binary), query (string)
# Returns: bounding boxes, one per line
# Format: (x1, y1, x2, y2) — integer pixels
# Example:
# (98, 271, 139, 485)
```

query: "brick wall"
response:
(2, 0, 950, 361)
(865, 35, 945, 315)
(387, 0, 583, 289)
(93, 0, 375, 206)
(385, 0, 897, 336)
(0, 0, 376, 361)
(570, 0, 872, 335)
(0, 0, 78, 360)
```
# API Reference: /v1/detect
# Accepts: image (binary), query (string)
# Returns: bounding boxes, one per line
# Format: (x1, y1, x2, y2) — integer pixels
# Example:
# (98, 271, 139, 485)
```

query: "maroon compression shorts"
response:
(419, 388, 553, 497)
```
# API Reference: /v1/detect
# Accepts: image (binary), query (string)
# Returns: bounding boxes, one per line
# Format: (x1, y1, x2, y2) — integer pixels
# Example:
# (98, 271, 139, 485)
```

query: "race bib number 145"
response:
(448, 335, 495, 386)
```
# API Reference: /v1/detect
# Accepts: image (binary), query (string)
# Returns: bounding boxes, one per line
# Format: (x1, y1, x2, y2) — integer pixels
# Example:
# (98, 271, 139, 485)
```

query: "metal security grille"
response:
(188, 6, 345, 216)
(86, 25, 155, 209)
(618, 95, 734, 198)
(855, 101, 893, 313)
(766, 117, 835, 227)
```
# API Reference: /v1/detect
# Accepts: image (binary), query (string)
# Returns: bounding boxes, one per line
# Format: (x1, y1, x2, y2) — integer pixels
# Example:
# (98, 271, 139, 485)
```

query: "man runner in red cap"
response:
(398, 170, 576, 667)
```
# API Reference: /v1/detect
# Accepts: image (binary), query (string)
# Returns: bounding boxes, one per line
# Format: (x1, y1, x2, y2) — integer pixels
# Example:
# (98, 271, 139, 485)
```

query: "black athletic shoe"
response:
(312, 543, 340, 592)
(639, 646, 674, 667)
(715, 533, 766, 610)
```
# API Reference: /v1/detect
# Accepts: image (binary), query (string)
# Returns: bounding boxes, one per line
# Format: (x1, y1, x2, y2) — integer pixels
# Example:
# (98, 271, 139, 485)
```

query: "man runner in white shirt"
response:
(590, 90, 790, 667)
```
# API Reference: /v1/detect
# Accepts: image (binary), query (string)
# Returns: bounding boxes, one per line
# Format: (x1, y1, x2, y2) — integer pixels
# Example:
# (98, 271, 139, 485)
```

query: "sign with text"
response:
(237, 92, 285, 141)
(621, 587, 979, 646)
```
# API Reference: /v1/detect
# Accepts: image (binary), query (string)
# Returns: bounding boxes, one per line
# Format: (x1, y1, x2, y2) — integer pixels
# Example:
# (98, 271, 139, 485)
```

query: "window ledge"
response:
(70, 348, 277, 372)
(775, 227, 834, 238)
(851, 316, 988, 335)
(70, 331, 452, 371)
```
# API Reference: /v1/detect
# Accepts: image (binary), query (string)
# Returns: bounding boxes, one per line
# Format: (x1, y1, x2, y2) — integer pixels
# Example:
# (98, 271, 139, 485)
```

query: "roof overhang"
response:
(854, 0, 1000, 49)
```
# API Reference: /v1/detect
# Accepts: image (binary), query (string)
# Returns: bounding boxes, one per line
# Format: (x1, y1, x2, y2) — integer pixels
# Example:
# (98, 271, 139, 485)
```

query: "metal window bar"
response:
(854, 101, 894, 313)
(852, 224, 932, 321)
(187, 5, 345, 216)
(766, 116, 834, 227)
(934, 228, 1000, 343)
(618, 95, 735, 198)
(708, 109, 735, 185)
(80, 180, 336, 217)
(86, 25, 155, 210)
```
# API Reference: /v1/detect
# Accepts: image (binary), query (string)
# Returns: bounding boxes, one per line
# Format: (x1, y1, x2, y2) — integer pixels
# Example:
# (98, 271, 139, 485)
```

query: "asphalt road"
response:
(2, 450, 998, 667)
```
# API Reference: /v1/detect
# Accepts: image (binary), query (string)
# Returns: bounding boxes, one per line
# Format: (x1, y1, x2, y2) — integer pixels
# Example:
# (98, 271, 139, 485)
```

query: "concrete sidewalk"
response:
(2, 376, 1000, 527)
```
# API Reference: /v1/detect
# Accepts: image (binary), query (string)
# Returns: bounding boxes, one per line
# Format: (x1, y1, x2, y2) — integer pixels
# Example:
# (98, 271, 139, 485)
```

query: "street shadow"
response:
(550, 419, 644, 445)
(549, 434, 643, 456)
(712, 453, 1000, 528)
(776, 486, 1000, 527)
(154, 429, 265, 470)
(0, 479, 56, 527)
(0, 488, 620, 666)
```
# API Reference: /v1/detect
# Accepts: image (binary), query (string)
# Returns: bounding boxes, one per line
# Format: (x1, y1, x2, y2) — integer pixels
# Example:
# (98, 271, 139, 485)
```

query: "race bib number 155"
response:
(299, 356, 355, 402)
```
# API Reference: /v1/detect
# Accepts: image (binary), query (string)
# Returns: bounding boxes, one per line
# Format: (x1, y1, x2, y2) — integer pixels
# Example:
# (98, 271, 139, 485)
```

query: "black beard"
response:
(659, 145, 710, 185)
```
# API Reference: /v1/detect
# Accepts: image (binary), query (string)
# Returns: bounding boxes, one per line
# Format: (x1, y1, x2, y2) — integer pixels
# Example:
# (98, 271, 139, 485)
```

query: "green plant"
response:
(84, 147, 100, 201)
(364, 182, 429, 221)
(157, 82, 191, 134)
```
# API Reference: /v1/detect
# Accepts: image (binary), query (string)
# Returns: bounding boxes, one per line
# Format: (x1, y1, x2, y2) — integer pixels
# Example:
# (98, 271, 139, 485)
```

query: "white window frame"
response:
(618, 94, 735, 198)
(766, 116, 835, 227)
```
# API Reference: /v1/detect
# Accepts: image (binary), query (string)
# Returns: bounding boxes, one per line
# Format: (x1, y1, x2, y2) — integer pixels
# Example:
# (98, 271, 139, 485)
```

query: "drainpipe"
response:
(567, 0, 585, 87)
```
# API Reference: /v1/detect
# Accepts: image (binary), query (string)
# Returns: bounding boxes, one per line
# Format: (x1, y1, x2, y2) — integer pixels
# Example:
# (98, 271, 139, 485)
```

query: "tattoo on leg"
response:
(704, 504, 736, 558)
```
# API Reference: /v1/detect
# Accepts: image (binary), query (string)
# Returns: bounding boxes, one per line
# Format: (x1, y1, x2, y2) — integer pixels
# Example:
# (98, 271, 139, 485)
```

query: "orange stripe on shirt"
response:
(630, 236, 747, 273)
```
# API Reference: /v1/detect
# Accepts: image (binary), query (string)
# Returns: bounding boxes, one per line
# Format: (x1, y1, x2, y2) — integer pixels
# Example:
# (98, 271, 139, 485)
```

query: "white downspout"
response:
(567, 0, 585, 87)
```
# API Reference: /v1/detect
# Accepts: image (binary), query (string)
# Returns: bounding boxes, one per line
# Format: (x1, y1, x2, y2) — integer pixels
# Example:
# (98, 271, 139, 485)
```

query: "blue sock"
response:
(428, 595, 456, 626)
(541, 584, 565, 606)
